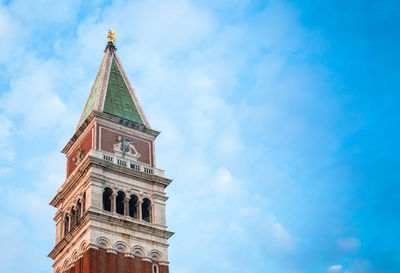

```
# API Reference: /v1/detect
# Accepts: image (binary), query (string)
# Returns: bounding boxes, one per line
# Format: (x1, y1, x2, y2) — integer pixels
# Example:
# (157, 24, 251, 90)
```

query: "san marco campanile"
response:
(48, 30, 173, 273)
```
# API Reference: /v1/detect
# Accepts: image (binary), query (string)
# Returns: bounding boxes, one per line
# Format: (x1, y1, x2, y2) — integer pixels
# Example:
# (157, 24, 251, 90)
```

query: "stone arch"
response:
(148, 249, 162, 261)
(131, 245, 146, 257)
(152, 263, 159, 273)
(79, 240, 88, 253)
(129, 194, 138, 218)
(116, 190, 126, 215)
(114, 241, 128, 253)
(103, 187, 113, 212)
(76, 199, 82, 222)
(71, 249, 79, 262)
(70, 206, 76, 228)
(96, 236, 112, 249)
(141, 193, 152, 202)
(142, 197, 152, 222)
(63, 258, 72, 271)
(55, 267, 62, 273)
(64, 213, 70, 235)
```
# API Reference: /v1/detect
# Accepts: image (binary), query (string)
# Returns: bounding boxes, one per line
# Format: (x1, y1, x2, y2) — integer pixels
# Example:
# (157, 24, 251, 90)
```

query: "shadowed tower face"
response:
(48, 33, 173, 273)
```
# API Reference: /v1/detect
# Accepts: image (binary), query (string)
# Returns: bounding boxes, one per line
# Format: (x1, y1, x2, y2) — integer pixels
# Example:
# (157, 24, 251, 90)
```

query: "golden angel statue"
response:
(107, 29, 116, 43)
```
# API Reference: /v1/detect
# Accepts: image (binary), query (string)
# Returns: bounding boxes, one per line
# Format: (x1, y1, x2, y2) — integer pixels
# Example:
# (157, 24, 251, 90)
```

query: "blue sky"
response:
(0, 0, 399, 272)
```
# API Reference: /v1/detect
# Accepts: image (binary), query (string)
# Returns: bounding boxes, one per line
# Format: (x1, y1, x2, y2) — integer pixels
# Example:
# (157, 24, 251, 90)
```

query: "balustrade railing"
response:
(92, 150, 164, 177)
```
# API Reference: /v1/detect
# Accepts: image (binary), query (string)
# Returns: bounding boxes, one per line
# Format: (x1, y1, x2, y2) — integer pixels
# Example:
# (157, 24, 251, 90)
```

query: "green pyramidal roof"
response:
(76, 43, 149, 130)
(77, 56, 106, 127)
(103, 59, 144, 124)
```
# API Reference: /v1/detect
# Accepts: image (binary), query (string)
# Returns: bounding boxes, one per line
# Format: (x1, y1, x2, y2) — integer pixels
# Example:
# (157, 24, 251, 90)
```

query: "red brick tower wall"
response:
(66, 126, 94, 177)
(64, 248, 169, 273)
(96, 124, 154, 166)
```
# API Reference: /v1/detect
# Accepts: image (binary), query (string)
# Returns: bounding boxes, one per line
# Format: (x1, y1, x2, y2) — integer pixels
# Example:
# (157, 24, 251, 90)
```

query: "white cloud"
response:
(0, 114, 14, 161)
(213, 168, 237, 194)
(260, 216, 294, 251)
(344, 259, 372, 273)
(3, 152, 64, 239)
(8, 0, 79, 27)
(329, 265, 343, 272)
(0, 214, 27, 272)
(0, 167, 11, 176)
(0, 57, 71, 133)
(271, 221, 291, 241)
(338, 237, 361, 251)
(0, 5, 26, 63)
(107, 0, 214, 56)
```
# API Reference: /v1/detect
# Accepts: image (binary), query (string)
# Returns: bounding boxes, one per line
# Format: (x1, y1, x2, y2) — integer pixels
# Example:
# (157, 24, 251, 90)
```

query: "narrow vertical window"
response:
(103, 187, 112, 212)
(82, 192, 86, 214)
(153, 264, 158, 273)
(142, 198, 151, 222)
(64, 214, 69, 235)
(70, 207, 76, 228)
(76, 200, 81, 222)
(129, 194, 138, 218)
(116, 191, 125, 215)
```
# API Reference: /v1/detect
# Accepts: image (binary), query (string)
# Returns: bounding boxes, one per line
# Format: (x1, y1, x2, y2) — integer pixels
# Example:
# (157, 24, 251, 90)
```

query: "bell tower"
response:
(48, 31, 173, 273)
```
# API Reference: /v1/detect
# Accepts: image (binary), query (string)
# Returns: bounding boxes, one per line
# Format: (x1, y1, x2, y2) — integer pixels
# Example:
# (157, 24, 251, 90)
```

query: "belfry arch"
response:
(142, 198, 152, 222)
(129, 194, 139, 218)
(103, 187, 113, 212)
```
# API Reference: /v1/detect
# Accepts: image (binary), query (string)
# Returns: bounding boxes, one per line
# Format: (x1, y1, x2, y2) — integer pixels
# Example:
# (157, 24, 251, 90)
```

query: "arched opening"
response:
(82, 192, 86, 214)
(153, 264, 158, 273)
(129, 194, 138, 218)
(116, 191, 125, 215)
(70, 207, 76, 228)
(142, 198, 151, 222)
(64, 214, 69, 235)
(76, 200, 81, 222)
(103, 187, 112, 212)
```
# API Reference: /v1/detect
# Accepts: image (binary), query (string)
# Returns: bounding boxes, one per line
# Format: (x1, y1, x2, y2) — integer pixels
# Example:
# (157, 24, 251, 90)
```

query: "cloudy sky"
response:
(0, 0, 399, 272)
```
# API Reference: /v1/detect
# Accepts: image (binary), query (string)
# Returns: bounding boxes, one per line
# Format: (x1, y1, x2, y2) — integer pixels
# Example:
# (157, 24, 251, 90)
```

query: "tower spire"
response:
(76, 29, 150, 130)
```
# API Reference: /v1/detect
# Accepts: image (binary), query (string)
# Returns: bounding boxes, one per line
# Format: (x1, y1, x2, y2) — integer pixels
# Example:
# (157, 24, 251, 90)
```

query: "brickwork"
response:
(98, 125, 153, 165)
(67, 127, 93, 177)
(63, 248, 169, 273)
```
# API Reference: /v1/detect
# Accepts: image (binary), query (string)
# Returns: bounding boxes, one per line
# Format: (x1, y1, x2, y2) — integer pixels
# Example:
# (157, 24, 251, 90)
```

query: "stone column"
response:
(63, 215, 68, 235)
(138, 200, 143, 220)
(111, 193, 116, 213)
(82, 192, 86, 214)
(72, 207, 78, 228)
(81, 199, 85, 217)
(61, 213, 65, 237)
(69, 209, 73, 231)
(124, 196, 130, 216)
(150, 203, 154, 223)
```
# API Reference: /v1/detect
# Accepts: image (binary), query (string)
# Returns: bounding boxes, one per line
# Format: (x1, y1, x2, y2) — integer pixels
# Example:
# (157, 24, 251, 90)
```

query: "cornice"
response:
(62, 112, 96, 154)
(89, 210, 174, 240)
(48, 210, 173, 261)
(62, 111, 160, 155)
(89, 155, 172, 187)
(48, 212, 90, 260)
(50, 155, 172, 208)
(49, 155, 92, 208)
(94, 111, 160, 137)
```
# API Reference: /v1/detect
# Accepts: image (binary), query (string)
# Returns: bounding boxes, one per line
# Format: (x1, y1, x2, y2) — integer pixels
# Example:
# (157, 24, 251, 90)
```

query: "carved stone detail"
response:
(113, 136, 141, 161)
(72, 146, 85, 166)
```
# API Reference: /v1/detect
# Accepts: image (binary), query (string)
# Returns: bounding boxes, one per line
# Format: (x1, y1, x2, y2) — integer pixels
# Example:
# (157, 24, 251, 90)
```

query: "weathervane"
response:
(107, 29, 116, 44)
